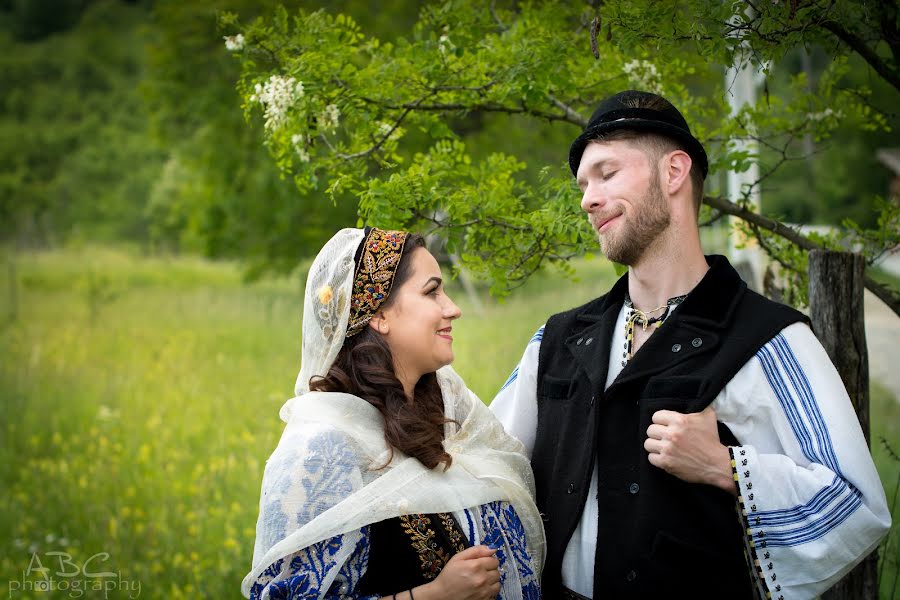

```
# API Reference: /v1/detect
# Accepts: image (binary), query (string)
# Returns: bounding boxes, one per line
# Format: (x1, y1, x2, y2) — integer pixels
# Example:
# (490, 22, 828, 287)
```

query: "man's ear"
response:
(368, 313, 388, 335)
(665, 150, 692, 196)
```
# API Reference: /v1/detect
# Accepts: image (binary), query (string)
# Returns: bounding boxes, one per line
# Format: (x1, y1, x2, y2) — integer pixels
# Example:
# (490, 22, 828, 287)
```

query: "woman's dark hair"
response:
(308, 233, 454, 470)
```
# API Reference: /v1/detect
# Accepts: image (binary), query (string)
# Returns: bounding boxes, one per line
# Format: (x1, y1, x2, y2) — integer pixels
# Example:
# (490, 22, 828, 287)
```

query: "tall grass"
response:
(0, 245, 896, 598)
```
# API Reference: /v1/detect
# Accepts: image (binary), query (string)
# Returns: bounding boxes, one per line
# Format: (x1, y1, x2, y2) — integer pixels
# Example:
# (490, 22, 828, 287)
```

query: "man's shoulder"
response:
(738, 286, 809, 324)
(545, 292, 611, 329)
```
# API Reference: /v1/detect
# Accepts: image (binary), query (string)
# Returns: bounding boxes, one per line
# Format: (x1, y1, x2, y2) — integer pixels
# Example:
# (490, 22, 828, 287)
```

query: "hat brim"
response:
(568, 118, 709, 179)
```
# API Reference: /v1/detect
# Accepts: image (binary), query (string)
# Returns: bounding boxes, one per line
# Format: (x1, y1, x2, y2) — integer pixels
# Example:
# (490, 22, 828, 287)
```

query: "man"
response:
(491, 90, 891, 599)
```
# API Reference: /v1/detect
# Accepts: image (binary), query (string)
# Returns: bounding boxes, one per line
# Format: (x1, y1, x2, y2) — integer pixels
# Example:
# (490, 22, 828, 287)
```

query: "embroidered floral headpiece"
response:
(346, 227, 409, 337)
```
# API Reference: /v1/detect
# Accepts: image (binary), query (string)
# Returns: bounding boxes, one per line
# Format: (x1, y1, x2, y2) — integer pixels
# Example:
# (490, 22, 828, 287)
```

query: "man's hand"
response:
(644, 406, 736, 495)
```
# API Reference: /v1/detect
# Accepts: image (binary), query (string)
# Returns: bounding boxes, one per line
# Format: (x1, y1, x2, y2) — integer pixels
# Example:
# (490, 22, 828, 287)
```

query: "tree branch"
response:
(704, 194, 900, 317)
(820, 19, 900, 93)
(358, 96, 585, 126)
(547, 94, 589, 127)
(489, 0, 508, 31)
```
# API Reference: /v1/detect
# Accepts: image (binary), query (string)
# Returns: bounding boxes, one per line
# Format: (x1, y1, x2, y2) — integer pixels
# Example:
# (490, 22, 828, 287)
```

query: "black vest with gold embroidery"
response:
(357, 512, 469, 596)
(532, 255, 807, 599)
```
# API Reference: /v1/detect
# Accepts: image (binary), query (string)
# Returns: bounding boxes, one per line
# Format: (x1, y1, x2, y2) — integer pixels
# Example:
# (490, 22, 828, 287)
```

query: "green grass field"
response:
(1, 245, 897, 599)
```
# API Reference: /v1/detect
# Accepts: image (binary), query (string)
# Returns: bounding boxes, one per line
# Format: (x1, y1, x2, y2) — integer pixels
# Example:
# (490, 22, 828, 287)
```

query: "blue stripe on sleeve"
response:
(500, 366, 519, 392)
(760, 492, 862, 547)
(750, 333, 861, 547)
(756, 343, 818, 463)
(772, 334, 842, 476)
(499, 326, 544, 392)
(753, 475, 860, 527)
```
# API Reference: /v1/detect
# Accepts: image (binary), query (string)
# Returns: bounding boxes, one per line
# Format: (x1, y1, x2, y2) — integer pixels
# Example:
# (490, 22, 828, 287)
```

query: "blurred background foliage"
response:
(1, 0, 896, 277)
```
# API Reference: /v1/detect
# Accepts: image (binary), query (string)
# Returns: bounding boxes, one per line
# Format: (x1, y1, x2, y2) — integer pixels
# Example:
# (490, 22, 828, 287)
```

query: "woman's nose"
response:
(444, 295, 462, 320)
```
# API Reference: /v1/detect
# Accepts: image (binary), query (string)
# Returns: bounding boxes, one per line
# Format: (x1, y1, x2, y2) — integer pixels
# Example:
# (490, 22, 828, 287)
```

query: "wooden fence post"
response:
(809, 250, 879, 599)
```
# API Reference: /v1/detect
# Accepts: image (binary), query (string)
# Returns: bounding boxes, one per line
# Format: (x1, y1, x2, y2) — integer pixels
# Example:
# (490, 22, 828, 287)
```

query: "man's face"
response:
(575, 139, 670, 266)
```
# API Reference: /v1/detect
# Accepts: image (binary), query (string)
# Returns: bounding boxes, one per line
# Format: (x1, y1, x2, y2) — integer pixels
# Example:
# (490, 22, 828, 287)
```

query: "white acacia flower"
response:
(807, 107, 841, 122)
(320, 104, 340, 132)
(439, 34, 454, 55)
(251, 75, 303, 131)
(291, 134, 310, 162)
(377, 121, 402, 142)
(622, 59, 662, 92)
(224, 34, 245, 52)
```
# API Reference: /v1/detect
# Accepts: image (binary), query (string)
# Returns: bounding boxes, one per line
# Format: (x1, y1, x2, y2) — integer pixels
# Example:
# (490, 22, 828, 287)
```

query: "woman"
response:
(242, 227, 544, 600)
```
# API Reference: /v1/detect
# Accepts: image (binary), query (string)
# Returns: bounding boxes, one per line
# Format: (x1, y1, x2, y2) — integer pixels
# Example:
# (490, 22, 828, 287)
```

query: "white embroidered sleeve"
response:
(715, 322, 891, 600)
(247, 426, 374, 598)
(489, 326, 544, 459)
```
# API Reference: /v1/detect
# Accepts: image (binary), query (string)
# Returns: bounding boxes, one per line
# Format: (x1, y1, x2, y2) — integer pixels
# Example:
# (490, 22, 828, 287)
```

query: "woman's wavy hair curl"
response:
(309, 234, 453, 470)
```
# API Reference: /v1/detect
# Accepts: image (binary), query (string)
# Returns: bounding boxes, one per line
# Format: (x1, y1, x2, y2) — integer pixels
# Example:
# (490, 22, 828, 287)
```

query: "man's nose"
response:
(580, 184, 605, 213)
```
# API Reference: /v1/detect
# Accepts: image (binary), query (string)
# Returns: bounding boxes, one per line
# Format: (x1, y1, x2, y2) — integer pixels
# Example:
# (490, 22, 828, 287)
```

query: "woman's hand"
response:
(416, 545, 501, 600)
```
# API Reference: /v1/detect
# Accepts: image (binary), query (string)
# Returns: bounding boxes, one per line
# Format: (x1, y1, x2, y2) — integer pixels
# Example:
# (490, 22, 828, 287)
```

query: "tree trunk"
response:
(809, 250, 879, 600)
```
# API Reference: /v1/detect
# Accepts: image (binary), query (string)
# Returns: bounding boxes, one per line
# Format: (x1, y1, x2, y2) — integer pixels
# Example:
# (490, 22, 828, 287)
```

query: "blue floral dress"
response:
(248, 500, 541, 599)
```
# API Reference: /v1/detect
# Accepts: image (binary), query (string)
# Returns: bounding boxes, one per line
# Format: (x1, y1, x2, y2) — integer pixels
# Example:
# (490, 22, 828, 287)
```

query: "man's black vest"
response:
(533, 255, 807, 599)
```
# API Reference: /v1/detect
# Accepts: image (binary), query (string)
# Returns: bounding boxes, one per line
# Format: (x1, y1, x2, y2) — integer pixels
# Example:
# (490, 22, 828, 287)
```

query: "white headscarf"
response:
(243, 228, 545, 598)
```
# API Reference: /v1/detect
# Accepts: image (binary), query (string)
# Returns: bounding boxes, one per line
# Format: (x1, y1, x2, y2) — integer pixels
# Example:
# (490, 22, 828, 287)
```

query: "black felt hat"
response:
(568, 90, 708, 179)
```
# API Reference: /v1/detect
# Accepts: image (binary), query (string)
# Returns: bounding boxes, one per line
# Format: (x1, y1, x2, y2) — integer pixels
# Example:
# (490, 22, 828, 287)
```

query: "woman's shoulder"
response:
(278, 392, 387, 450)
(268, 419, 373, 473)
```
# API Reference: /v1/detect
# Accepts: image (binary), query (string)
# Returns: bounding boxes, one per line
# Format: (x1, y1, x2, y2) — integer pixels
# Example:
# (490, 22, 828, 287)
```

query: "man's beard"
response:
(598, 174, 670, 266)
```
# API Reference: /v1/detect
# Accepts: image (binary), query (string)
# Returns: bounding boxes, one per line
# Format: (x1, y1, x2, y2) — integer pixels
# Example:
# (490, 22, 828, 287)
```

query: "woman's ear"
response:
(368, 313, 388, 335)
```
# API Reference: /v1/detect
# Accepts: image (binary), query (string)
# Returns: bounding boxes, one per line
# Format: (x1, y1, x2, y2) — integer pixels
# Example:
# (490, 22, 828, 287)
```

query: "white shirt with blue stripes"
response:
(490, 309, 891, 600)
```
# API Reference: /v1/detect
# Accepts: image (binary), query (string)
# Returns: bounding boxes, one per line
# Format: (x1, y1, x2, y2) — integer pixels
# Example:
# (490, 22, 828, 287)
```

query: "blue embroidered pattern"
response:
(478, 501, 541, 600)
(298, 430, 360, 524)
(249, 528, 378, 600)
(251, 502, 541, 599)
(250, 429, 376, 599)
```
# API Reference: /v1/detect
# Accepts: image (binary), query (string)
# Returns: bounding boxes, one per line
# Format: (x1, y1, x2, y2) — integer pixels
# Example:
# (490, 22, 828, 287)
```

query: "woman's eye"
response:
(603, 171, 617, 181)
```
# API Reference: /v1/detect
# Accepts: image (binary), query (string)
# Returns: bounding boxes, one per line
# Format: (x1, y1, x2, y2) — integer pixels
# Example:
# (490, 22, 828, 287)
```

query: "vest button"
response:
(585, 337, 593, 345)
(626, 569, 637, 582)
(671, 343, 682, 353)
(629, 482, 640, 495)
(576, 337, 584, 345)
(567, 483, 575, 494)
(692, 337, 703, 347)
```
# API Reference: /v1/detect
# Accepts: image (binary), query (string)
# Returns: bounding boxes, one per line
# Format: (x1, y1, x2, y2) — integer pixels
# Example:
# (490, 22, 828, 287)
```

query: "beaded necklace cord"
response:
(622, 293, 687, 367)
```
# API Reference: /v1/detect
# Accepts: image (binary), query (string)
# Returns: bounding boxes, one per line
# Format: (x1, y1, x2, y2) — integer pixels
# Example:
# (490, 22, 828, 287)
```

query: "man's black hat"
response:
(568, 90, 708, 179)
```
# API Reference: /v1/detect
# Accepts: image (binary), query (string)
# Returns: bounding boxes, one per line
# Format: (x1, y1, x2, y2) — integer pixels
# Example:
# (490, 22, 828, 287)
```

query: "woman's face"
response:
(374, 248, 462, 387)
